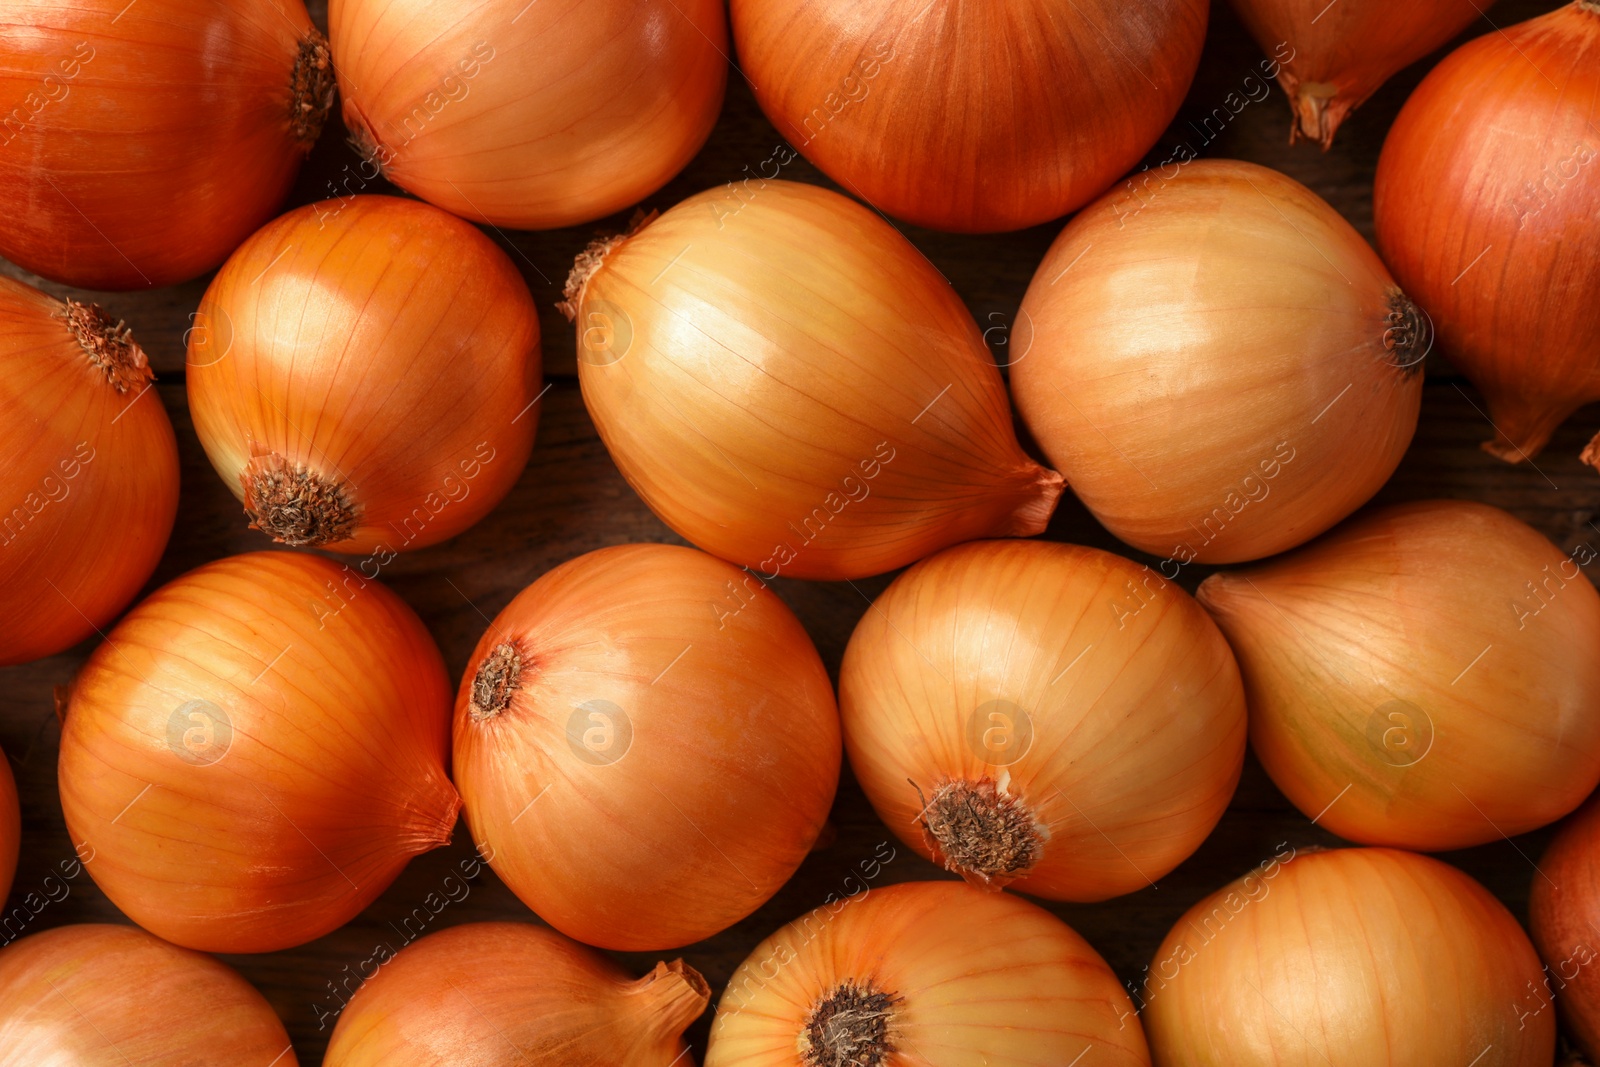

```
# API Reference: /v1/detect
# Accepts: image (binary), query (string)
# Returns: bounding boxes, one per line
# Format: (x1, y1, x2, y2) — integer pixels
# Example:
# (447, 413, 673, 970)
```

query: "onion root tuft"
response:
(241, 451, 361, 546)
(916, 778, 1043, 888)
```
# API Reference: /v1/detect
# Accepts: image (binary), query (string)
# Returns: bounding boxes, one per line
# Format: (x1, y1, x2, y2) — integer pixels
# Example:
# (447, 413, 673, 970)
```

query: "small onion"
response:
(839, 539, 1246, 901)
(324, 922, 709, 1066)
(188, 195, 540, 554)
(1144, 847, 1554, 1066)
(1013, 159, 1424, 563)
(0, 924, 295, 1065)
(1198, 499, 1600, 851)
(454, 543, 841, 951)
(564, 180, 1064, 581)
(60, 551, 460, 954)
(0, 276, 178, 667)
(1531, 792, 1600, 1060)
(706, 880, 1150, 1067)
(0, 751, 16, 903)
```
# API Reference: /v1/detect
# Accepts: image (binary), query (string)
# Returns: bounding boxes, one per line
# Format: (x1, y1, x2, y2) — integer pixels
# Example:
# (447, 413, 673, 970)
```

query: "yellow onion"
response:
(1198, 499, 1600, 851)
(1144, 847, 1554, 1066)
(706, 880, 1150, 1067)
(0, 751, 16, 903)
(565, 180, 1064, 581)
(1530, 792, 1600, 1060)
(324, 921, 709, 1066)
(0, 923, 295, 1065)
(60, 551, 459, 954)
(1013, 159, 1424, 564)
(840, 539, 1246, 901)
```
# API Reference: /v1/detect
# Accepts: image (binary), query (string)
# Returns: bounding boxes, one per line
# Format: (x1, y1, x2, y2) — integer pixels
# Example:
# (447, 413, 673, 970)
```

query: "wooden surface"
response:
(4, 0, 1598, 1062)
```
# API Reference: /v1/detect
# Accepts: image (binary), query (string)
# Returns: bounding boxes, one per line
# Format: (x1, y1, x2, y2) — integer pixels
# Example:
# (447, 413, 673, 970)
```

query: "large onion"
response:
(1530, 792, 1600, 1060)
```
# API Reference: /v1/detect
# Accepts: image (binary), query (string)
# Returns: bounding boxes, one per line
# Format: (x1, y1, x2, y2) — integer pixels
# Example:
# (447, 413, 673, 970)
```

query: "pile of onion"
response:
(0, 924, 295, 1065)
(565, 180, 1063, 580)
(730, 0, 1207, 232)
(0, 751, 16, 903)
(1013, 159, 1424, 563)
(188, 195, 541, 554)
(1375, 1, 1600, 466)
(1531, 792, 1600, 1062)
(1199, 499, 1600, 850)
(1144, 847, 1553, 1065)
(0, 276, 178, 667)
(325, 922, 708, 1065)
(839, 539, 1247, 901)
(329, 0, 727, 229)
(59, 552, 460, 953)
(0, 0, 333, 290)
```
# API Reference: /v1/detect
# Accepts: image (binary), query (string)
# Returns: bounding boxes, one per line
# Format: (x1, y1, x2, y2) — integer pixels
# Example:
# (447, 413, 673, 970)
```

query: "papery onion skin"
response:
(0, 276, 178, 667)
(840, 539, 1246, 902)
(1374, 1, 1600, 465)
(329, 0, 726, 229)
(706, 880, 1150, 1067)
(0, 752, 16, 903)
(188, 195, 540, 555)
(59, 551, 460, 954)
(453, 543, 841, 951)
(0, 0, 333, 290)
(1198, 499, 1600, 851)
(1013, 159, 1424, 564)
(729, 0, 1206, 233)
(1145, 847, 1553, 1066)
(325, 922, 709, 1066)
(1531, 792, 1600, 1061)
(0, 924, 296, 1066)
(567, 180, 1064, 581)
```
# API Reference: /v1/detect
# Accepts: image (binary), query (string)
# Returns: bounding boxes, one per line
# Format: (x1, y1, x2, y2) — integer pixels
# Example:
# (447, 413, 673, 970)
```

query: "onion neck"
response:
(398, 773, 462, 855)
(556, 211, 660, 322)
(1479, 391, 1580, 464)
(1289, 82, 1344, 149)
(625, 960, 710, 1039)
(469, 643, 525, 721)
(801, 980, 898, 1067)
(915, 778, 1043, 888)
(59, 300, 153, 394)
(291, 30, 336, 147)
(240, 451, 361, 546)
(999, 464, 1065, 537)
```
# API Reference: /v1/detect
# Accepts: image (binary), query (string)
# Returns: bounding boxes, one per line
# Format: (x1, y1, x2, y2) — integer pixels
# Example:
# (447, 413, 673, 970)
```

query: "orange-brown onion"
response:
(729, 0, 1206, 232)
(839, 540, 1246, 901)
(0, 751, 16, 903)
(59, 551, 459, 954)
(706, 880, 1150, 1067)
(1013, 159, 1424, 563)
(1144, 847, 1553, 1066)
(565, 180, 1063, 581)
(1198, 500, 1600, 850)
(324, 922, 709, 1066)
(1530, 792, 1600, 1061)
(0, 924, 296, 1066)
(0, 276, 178, 667)
(0, 0, 333, 290)
(329, 0, 726, 229)
(1374, 1, 1600, 466)
(453, 543, 840, 951)
(188, 195, 540, 555)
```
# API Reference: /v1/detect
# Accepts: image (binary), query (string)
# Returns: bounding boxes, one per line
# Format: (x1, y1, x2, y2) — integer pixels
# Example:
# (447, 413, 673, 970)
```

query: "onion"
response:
(564, 180, 1064, 581)
(839, 539, 1246, 901)
(1198, 499, 1600, 851)
(1012, 159, 1424, 563)
(1531, 792, 1600, 1060)
(0, 924, 295, 1064)
(1143, 847, 1554, 1065)
(453, 543, 840, 951)
(329, 0, 727, 229)
(1374, 1, 1600, 465)
(706, 880, 1150, 1066)
(729, 0, 1207, 232)
(0, 752, 16, 904)
(59, 551, 460, 954)
(324, 921, 708, 1065)
(0, 276, 178, 667)
(188, 195, 540, 555)
(0, 0, 333, 290)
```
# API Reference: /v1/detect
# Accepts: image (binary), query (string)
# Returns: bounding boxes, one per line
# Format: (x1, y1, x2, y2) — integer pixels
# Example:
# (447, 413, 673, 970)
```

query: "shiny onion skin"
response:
(0, 751, 16, 904)
(0, 276, 178, 667)
(729, 0, 1206, 232)
(706, 881, 1150, 1067)
(453, 543, 841, 951)
(840, 540, 1247, 902)
(324, 922, 709, 1066)
(0, 0, 333, 290)
(1199, 500, 1600, 851)
(188, 195, 540, 555)
(1374, 2, 1600, 466)
(566, 181, 1064, 581)
(330, 0, 727, 229)
(1144, 848, 1554, 1066)
(1531, 793, 1600, 1060)
(59, 552, 460, 954)
(1014, 160, 1424, 564)
(0, 924, 295, 1066)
